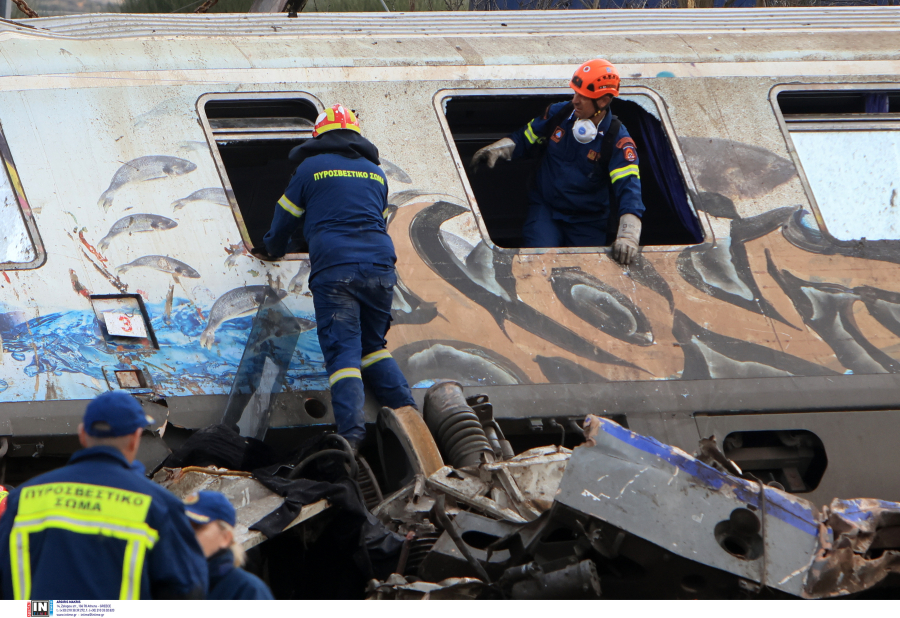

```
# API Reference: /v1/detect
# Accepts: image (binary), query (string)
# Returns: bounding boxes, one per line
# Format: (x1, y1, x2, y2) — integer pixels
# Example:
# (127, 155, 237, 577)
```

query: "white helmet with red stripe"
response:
(313, 104, 361, 137)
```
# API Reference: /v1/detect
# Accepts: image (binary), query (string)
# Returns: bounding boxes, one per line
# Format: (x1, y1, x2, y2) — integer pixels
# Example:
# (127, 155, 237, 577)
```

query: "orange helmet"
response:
(312, 104, 361, 137)
(570, 59, 620, 99)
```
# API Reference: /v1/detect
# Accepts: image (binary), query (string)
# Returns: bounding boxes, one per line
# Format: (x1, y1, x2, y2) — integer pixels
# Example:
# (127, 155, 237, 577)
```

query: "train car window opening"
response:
(199, 94, 322, 255)
(776, 88, 900, 242)
(0, 124, 45, 270)
(722, 429, 827, 494)
(441, 91, 703, 250)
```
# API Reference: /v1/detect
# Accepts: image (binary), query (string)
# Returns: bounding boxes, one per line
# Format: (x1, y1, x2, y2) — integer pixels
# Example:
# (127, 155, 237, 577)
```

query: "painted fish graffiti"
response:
(534, 355, 609, 384)
(116, 255, 201, 279)
(98, 156, 197, 211)
(200, 285, 288, 349)
(677, 207, 798, 329)
(549, 266, 654, 346)
(783, 208, 900, 266)
(766, 250, 900, 374)
(672, 310, 838, 380)
(392, 339, 531, 388)
(97, 214, 177, 251)
(171, 187, 229, 210)
(410, 201, 646, 373)
(288, 262, 312, 295)
(380, 158, 413, 184)
(392, 277, 438, 325)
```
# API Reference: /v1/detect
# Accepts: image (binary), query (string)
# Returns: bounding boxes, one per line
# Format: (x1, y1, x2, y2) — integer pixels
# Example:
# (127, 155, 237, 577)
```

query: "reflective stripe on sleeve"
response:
(524, 121, 544, 145)
(278, 194, 304, 218)
(609, 164, 640, 183)
(329, 367, 362, 386)
(361, 349, 392, 369)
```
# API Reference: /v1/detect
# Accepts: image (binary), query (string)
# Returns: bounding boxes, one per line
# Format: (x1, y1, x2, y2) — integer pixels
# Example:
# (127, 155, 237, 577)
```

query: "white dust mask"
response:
(572, 118, 598, 144)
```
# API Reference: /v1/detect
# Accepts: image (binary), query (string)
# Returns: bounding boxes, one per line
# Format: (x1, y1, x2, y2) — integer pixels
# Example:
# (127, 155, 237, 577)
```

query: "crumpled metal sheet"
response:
(366, 574, 485, 600)
(154, 465, 329, 549)
(805, 498, 900, 598)
(155, 466, 284, 548)
(563, 415, 820, 597)
(483, 446, 570, 513)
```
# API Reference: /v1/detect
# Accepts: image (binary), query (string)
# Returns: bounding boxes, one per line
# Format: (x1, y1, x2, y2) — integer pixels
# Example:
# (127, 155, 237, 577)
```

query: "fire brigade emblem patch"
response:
(551, 127, 564, 143)
(624, 146, 637, 162)
(616, 137, 636, 149)
(587, 150, 599, 161)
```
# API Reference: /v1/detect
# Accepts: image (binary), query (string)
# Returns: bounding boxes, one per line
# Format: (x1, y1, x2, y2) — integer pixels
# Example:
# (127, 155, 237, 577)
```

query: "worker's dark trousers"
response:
(522, 200, 608, 248)
(309, 262, 416, 445)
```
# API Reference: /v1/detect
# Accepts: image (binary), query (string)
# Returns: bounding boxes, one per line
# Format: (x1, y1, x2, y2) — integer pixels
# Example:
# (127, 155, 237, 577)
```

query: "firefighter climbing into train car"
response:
(470, 59, 645, 265)
(251, 104, 417, 453)
(184, 490, 274, 600)
(0, 391, 209, 600)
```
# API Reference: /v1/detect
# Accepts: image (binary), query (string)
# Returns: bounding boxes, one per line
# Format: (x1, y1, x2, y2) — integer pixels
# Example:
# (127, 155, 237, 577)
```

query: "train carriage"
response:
(1, 7, 899, 506)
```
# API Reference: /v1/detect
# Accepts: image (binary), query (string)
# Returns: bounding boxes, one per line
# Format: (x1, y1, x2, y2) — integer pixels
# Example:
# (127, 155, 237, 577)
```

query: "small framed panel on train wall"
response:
(433, 87, 708, 254)
(771, 83, 900, 243)
(0, 121, 46, 270)
(196, 92, 325, 259)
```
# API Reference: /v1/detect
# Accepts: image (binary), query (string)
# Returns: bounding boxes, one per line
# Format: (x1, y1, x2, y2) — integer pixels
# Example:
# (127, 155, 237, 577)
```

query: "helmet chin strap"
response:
(591, 98, 608, 118)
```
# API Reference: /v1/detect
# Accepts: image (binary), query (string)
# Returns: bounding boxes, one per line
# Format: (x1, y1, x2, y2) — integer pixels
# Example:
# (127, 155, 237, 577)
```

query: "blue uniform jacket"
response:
(0, 446, 208, 600)
(207, 549, 274, 600)
(510, 101, 646, 227)
(263, 131, 396, 282)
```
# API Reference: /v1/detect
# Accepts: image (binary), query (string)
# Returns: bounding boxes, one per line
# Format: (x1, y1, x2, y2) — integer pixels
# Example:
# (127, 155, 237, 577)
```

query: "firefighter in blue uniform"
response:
(471, 59, 645, 265)
(252, 104, 417, 451)
(0, 391, 208, 600)
(184, 491, 273, 600)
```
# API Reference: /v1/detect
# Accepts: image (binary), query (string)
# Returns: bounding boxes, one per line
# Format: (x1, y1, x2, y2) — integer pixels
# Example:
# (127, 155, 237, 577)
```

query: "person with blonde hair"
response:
(184, 491, 273, 600)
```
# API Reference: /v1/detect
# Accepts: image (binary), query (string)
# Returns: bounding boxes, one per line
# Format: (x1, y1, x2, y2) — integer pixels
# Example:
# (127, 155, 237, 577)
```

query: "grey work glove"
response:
(470, 137, 515, 172)
(611, 213, 642, 265)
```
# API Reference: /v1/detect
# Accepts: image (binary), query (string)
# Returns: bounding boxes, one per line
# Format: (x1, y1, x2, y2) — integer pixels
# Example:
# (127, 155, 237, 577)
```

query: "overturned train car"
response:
(1, 8, 900, 506)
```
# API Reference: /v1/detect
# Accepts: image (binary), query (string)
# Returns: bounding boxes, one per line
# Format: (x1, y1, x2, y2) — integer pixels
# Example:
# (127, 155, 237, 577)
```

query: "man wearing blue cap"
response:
(0, 391, 208, 600)
(184, 491, 273, 600)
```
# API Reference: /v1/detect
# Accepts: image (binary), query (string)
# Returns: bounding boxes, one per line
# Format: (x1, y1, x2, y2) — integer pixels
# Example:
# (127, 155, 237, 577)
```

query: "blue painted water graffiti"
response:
(0, 298, 329, 399)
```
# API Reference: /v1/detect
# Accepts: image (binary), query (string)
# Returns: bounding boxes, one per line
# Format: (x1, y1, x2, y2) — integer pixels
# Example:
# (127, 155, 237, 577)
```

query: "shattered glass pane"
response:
(0, 161, 36, 265)
(792, 130, 900, 241)
(222, 287, 305, 441)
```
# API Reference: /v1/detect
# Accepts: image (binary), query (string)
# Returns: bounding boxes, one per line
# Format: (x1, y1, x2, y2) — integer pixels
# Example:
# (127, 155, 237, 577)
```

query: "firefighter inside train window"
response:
(777, 89, 900, 241)
(0, 125, 44, 270)
(445, 80, 703, 255)
(200, 95, 321, 255)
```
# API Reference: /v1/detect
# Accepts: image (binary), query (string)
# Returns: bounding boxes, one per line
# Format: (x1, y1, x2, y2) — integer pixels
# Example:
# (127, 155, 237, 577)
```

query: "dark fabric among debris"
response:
(161, 423, 280, 471)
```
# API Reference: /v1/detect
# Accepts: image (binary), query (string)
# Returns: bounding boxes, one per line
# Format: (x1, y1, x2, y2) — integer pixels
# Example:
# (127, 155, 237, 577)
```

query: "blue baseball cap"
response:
(83, 391, 155, 437)
(184, 491, 236, 527)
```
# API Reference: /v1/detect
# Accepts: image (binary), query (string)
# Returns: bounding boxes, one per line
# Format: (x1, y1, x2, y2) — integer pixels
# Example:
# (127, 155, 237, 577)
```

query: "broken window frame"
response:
(771, 83, 900, 242)
(196, 92, 324, 259)
(0, 121, 45, 270)
(432, 87, 708, 255)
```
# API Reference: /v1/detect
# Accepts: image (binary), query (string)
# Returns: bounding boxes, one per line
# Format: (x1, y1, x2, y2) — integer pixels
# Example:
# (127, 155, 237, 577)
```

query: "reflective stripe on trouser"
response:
(361, 349, 415, 410)
(311, 263, 411, 444)
(10, 516, 158, 600)
(329, 376, 366, 442)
